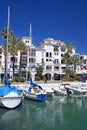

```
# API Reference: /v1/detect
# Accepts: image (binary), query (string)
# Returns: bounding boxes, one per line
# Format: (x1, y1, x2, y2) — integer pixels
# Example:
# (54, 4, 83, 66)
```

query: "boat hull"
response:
(0, 92, 23, 109)
(43, 88, 54, 96)
(46, 92, 54, 96)
(64, 85, 87, 96)
(24, 91, 47, 101)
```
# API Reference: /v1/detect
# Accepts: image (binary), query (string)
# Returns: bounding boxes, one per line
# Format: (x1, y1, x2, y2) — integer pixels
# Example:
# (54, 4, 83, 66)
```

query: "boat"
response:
(42, 87, 54, 96)
(53, 83, 70, 96)
(64, 83, 87, 96)
(24, 78, 47, 101)
(0, 77, 23, 109)
(0, 7, 23, 109)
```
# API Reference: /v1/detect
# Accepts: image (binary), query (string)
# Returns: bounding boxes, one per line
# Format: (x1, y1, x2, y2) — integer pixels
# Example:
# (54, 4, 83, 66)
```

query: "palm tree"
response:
(62, 40, 74, 78)
(35, 66, 43, 80)
(9, 35, 19, 78)
(1, 27, 13, 39)
(65, 40, 74, 54)
(71, 55, 81, 80)
(1, 27, 13, 77)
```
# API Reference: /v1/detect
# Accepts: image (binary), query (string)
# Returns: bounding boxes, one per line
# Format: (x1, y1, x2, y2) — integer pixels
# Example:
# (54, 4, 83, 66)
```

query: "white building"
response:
(0, 36, 86, 81)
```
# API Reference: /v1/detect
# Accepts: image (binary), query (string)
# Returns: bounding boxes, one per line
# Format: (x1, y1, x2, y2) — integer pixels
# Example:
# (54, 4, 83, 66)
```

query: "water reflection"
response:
(1, 110, 20, 122)
(0, 109, 21, 130)
(0, 95, 87, 130)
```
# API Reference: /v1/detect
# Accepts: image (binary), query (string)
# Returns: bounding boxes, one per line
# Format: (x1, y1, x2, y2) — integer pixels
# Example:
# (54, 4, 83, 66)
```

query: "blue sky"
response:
(0, 0, 87, 54)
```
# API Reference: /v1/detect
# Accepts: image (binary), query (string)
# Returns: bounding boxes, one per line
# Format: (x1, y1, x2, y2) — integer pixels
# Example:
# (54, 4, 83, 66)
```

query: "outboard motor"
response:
(66, 88, 72, 95)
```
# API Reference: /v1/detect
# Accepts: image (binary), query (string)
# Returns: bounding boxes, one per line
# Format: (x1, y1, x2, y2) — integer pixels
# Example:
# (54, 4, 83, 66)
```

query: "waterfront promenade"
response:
(10, 80, 87, 90)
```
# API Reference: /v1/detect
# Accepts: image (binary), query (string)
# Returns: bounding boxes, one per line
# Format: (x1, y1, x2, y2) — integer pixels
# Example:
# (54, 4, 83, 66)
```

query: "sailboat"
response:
(24, 77, 47, 101)
(23, 24, 47, 101)
(0, 6, 23, 109)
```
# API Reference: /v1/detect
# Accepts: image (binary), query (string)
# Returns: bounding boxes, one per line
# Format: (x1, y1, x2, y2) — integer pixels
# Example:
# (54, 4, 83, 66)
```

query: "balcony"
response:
(45, 61, 53, 66)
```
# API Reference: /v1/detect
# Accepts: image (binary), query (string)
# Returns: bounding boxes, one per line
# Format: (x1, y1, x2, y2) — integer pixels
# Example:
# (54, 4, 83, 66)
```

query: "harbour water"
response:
(0, 95, 87, 130)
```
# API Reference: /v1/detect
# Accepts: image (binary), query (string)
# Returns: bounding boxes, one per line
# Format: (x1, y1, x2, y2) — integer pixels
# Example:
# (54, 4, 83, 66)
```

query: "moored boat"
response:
(64, 84, 87, 95)
(43, 87, 54, 96)
(24, 78, 47, 101)
(0, 77, 23, 109)
(53, 83, 70, 96)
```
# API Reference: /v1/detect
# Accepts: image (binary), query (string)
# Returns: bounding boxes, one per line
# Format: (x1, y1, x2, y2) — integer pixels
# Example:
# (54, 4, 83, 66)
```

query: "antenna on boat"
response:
(5, 6, 10, 77)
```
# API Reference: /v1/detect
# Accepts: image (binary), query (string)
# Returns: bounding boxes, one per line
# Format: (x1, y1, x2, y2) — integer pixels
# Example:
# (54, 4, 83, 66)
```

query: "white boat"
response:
(0, 77, 23, 109)
(0, 86, 23, 109)
(43, 87, 54, 96)
(0, 92, 23, 109)
(53, 83, 71, 96)
(24, 78, 47, 101)
(64, 84, 87, 95)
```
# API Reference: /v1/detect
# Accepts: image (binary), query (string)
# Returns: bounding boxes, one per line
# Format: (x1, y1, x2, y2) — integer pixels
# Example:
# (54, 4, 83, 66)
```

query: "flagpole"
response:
(5, 6, 10, 77)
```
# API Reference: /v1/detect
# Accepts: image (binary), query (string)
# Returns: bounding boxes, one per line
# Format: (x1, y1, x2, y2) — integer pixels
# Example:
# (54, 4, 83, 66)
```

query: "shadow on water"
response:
(0, 95, 87, 130)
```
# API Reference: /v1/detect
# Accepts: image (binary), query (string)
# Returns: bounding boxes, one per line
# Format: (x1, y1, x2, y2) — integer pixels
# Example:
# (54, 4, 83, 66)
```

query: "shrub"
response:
(20, 78, 25, 82)
(62, 77, 74, 81)
(42, 75, 46, 81)
(75, 75, 81, 81)
(67, 77, 74, 81)
(35, 76, 40, 81)
(13, 76, 19, 82)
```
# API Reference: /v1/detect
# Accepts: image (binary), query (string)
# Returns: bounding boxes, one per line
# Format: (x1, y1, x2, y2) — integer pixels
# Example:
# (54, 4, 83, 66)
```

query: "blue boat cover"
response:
(0, 86, 22, 96)
(4, 77, 11, 85)
(29, 77, 43, 90)
(29, 77, 37, 87)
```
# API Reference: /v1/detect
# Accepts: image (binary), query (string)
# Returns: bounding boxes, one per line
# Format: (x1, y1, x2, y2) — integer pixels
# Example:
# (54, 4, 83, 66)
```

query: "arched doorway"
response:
(54, 73, 59, 80)
(45, 73, 51, 80)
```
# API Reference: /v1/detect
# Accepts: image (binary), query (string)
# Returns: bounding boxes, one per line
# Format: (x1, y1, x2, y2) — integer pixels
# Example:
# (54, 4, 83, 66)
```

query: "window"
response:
(46, 65, 52, 69)
(54, 66, 59, 69)
(46, 52, 49, 57)
(29, 50, 35, 56)
(54, 47, 58, 52)
(25, 40, 29, 43)
(46, 52, 52, 57)
(42, 58, 44, 64)
(54, 59, 59, 64)
(29, 58, 36, 63)
(50, 52, 52, 57)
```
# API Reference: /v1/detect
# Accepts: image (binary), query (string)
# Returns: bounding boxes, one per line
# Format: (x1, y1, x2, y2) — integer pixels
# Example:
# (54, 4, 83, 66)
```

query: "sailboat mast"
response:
(30, 23, 32, 44)
(29, 23, 32, 78)
(26, 23, 32, 80)
(5, 6, 10, 77)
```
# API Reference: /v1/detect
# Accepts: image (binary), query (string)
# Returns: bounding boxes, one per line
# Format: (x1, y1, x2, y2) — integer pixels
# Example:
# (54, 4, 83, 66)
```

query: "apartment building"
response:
(0, 37, 86, 81)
